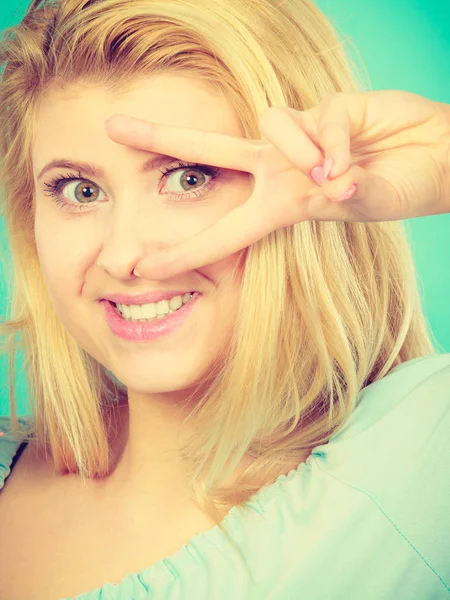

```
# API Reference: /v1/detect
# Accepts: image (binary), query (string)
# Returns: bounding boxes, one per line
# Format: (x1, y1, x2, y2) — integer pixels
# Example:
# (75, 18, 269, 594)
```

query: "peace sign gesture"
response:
(105, 90, 450, 280)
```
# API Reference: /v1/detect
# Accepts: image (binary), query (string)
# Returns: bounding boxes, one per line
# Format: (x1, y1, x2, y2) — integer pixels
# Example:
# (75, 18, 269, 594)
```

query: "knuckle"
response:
(252, 140, 266, 164)
(260, 106, 278, 119)
(318, 123, 344, 148)
(321, 122, 347, 141)
(259, 106, 285, 128)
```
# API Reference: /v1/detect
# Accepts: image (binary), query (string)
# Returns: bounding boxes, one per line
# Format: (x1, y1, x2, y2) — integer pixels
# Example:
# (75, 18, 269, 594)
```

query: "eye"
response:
(43, 171, 106, 212)
(42, 163, 222, 213)
(58, 180, 106, 204)
(158, 161, 221, 201)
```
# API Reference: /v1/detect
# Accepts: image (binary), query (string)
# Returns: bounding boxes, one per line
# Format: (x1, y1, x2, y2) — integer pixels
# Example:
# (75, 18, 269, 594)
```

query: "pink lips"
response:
(102, 293, 201, 342)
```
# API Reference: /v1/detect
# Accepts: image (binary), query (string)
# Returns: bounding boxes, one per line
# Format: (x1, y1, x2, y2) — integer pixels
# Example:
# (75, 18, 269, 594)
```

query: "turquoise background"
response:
(0, 0, 449, 416)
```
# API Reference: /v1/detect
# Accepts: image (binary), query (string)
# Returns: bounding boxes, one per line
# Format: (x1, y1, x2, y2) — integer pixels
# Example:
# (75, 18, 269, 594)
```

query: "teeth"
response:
(169, 295, 183, 311)
(116, 293, 194, 322)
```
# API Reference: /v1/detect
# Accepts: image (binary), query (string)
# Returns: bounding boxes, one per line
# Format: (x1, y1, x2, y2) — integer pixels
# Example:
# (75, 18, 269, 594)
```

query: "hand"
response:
(105, 90, 450, 280)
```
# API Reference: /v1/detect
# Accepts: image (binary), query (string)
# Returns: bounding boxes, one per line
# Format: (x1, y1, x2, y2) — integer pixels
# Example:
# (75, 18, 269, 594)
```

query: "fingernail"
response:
(310, 165, 325, 185)
(133, 268, 141, 276)
(332, 183, 358, 202)
(323, 156, 334, 180)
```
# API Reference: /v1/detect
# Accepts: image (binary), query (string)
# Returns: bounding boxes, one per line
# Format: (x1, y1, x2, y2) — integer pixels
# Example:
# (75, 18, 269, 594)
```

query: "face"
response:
(32, 74, 252, 398)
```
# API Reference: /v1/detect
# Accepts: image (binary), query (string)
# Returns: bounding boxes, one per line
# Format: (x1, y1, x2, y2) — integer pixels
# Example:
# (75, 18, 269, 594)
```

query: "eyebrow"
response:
(36, 154, 183, 182)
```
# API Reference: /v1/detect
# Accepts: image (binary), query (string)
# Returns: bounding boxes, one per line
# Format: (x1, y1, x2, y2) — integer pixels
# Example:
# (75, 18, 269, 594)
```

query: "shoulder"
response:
(0, 415, 34, 446)
(315, 353, 450, 586)
(330, 352, 450, 445)
(0, 415, 35, 492)
(366, 351, 450, 410)
(320, 352, 450, 488)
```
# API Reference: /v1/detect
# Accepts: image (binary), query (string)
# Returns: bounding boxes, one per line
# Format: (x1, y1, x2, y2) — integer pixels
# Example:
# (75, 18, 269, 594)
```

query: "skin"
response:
(105, 91, 450, 282)
(31, 74, 253, 514)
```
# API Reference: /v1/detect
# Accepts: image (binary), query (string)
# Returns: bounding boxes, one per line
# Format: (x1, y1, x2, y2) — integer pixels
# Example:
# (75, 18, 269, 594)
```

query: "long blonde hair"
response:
(0, 0, 440, 537)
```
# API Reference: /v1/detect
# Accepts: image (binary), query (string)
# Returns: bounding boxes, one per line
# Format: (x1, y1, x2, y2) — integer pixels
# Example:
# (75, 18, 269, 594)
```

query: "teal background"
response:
(0, 0, 449, 417)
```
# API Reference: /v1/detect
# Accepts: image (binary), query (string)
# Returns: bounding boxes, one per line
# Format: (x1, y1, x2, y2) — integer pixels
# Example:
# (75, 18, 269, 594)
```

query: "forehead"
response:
(32, 74, 245, 164)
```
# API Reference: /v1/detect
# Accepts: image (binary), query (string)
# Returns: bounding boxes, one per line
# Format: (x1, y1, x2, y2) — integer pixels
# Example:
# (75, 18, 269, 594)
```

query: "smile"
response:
(115, 292, 195, 322)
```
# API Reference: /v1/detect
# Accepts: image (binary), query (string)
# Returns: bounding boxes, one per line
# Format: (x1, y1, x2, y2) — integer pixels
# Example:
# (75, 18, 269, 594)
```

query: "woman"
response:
(0, 0, 449, 598)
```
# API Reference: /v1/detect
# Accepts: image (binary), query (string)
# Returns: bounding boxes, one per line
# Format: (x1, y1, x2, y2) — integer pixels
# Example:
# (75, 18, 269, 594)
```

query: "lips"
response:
(102, 291, 201, 342)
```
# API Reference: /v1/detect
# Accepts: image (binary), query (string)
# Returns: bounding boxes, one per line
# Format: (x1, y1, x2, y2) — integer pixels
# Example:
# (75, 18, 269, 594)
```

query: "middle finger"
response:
(105, 114, 262, 174)
(258, 106, 325, 177)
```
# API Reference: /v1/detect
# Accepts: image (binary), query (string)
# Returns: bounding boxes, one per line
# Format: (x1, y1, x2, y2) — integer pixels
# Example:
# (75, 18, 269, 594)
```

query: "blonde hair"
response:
(0, 0, 441, 553)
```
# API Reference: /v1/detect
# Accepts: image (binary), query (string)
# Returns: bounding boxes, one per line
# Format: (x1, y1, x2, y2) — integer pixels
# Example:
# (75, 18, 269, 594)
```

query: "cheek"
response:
(198, 248, 247, 340)
(34, 219, 86, 303)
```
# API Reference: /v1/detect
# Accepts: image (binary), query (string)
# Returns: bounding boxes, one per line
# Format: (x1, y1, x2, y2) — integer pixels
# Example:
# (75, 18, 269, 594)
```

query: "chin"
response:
(114, 364, 212, 396)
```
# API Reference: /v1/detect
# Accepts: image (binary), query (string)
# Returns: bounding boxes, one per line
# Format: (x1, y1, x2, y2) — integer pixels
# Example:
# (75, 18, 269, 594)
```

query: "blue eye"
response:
(42, 162, 222, 212)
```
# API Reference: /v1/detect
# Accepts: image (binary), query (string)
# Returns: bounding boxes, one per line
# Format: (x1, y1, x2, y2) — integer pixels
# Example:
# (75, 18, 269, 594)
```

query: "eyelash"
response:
(42, 161, 222, 213)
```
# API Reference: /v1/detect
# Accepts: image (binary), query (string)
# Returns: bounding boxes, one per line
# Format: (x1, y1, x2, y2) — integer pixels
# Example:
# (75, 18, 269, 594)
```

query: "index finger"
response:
(105, 114, 261, 174)
(134, 197, 273, 280)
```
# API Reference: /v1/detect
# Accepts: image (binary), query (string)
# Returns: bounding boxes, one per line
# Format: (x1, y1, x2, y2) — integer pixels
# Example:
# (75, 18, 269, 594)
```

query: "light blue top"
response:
(1, 352, 450, 600)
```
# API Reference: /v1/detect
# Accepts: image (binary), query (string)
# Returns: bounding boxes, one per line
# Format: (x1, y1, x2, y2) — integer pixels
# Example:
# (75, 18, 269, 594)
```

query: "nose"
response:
(95, 203, 170, 280)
